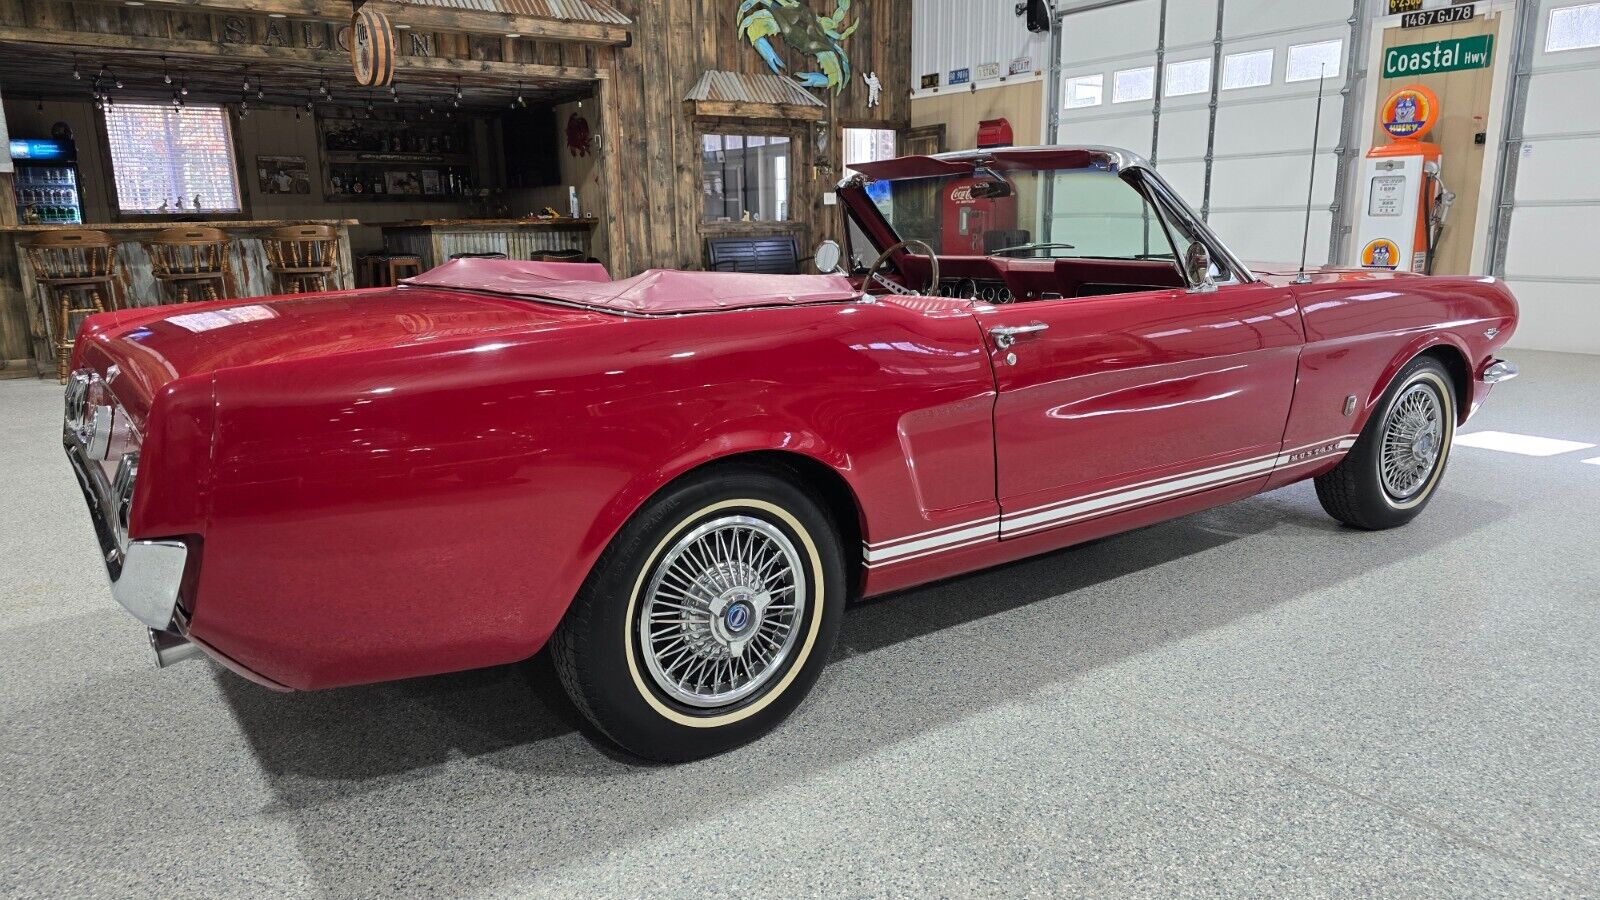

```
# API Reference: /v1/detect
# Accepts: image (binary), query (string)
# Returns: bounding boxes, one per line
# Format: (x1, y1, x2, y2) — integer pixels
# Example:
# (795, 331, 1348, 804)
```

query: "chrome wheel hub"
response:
(639, 515, 805, 708)
(1380, 383, 1444, 500)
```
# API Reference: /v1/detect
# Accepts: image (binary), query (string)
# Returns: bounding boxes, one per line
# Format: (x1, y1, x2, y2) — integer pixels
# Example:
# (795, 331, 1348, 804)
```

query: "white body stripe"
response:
(863, 436, 1356, 568)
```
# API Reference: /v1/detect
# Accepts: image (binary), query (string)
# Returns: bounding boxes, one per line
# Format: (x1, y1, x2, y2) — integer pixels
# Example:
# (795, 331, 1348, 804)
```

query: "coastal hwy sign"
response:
(1383, 34, 1494, 78)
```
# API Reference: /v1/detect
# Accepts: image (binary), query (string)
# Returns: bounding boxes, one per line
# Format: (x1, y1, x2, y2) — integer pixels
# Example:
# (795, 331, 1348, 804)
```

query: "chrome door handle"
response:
(988, 322, 1049, 349)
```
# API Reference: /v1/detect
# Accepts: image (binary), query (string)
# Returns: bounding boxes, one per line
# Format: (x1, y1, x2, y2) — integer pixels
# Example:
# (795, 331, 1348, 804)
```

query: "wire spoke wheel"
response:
(1379, 382, 1444, 501)
(638, 514, 806, 709)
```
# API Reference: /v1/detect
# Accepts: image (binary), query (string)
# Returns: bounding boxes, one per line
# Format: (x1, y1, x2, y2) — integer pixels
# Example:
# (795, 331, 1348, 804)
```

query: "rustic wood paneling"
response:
(605, 0, 910, 274)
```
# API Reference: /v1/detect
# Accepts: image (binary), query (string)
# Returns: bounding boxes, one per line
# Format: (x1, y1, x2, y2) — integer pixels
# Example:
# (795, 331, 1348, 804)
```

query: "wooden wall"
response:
(911, 80, 1043, 153)
(604, 0, 912, 274)
(1371, 15, 1503, 277)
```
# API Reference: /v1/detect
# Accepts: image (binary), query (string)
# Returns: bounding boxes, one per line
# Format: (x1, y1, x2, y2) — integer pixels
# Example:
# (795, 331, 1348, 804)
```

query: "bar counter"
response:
(378, 218, 596, 270)
(0, 220, 356, 372)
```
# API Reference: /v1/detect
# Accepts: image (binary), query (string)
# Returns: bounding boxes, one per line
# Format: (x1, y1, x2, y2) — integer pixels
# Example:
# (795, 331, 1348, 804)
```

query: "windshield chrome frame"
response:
(839, 145, 1256, 286)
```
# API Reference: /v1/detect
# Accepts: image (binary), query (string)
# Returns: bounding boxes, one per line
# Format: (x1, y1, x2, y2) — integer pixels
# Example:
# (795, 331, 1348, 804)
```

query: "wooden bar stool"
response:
(21, 229, 121, 384)
(264, 224, 340, 294)
(146, 226, 231, 304)
(365, 253, 423, 287)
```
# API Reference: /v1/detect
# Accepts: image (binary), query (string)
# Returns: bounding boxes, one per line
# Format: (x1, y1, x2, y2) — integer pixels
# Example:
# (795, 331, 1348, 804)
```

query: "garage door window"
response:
(1222, 49, 1274, 90)
(1286, 39, 1343, 82)
(1113, 67, 1155, 103)
(1064, 74, 1104, 109)
(1547, 3, 1600, 52)
(701, 133, 790, 223)
(1164, 59, 1211, 97)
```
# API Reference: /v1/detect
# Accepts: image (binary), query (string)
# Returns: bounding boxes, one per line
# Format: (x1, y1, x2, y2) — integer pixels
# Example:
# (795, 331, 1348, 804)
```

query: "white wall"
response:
(912, 0, 1050, 87)
(1499, 0, 1600, 354)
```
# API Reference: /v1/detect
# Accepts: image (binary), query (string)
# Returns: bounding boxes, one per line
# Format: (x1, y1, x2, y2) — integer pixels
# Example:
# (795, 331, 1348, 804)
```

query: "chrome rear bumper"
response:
(1481, 359, 1519, 383)
(64, 431, 188, 633)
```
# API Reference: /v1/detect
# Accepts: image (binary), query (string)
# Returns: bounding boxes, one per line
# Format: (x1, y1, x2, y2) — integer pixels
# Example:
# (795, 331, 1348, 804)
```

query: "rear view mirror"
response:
(968, 179, 1014, 200)
(814, 240, 843, 274)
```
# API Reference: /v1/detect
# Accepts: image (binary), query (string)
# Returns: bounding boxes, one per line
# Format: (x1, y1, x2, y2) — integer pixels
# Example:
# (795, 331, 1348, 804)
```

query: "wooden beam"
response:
(683, 99, 826, 122)
(71, 0, 632, 46)
(0, 26, 604, 83)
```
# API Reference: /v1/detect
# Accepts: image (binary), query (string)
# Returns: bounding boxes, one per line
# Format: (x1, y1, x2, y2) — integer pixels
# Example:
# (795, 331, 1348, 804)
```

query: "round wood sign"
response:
(350, 8, 396, 88)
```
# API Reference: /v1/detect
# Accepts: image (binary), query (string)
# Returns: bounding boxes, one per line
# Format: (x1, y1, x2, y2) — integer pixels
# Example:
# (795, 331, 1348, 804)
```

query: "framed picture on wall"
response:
(257, 156, 310, 194)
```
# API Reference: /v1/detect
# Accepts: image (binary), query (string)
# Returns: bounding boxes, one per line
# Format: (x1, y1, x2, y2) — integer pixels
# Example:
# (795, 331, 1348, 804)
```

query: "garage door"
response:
(1057, 0, 1358, 267)
(1495, 0, 1600, 354)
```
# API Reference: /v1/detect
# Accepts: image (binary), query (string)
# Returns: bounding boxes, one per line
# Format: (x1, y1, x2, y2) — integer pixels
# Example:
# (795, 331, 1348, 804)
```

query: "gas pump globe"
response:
(1355, 85, 1455, 274)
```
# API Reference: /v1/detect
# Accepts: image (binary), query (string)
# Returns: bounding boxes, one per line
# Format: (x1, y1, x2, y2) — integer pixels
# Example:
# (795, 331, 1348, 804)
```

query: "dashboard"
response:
(935, 279, 1015, 303)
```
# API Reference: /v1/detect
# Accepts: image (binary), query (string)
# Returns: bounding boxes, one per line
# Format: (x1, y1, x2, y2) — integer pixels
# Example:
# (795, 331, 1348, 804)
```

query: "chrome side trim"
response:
(65, 429, 187, 631)
(1482, 359, 1519, 383)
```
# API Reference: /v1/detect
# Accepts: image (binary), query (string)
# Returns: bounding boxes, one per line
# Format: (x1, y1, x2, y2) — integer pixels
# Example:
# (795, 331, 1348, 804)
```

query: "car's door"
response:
(974, 168, 1304, 540)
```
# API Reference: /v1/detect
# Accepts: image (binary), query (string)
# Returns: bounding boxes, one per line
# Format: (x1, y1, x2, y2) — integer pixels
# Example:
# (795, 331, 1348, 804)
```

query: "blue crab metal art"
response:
(737, 0, 859, 94)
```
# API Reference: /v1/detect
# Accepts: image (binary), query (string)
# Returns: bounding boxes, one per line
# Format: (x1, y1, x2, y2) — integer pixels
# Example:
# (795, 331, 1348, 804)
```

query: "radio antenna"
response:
(1295, 65, 1327, 285)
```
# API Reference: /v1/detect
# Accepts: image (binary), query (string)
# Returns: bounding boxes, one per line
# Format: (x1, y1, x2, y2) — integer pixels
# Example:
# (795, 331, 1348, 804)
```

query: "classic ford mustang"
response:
(64, 146, 1518, 761)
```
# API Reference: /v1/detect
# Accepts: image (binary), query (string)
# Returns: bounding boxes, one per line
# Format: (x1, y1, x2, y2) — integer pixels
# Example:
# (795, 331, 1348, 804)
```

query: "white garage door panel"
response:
(1503, 206, 1600, 280)
(1063, 0, 1160, 62)
(1513, 139, 1600, 204)
(1503, 281, 1600, 354)
(1061, 117, 1153, 156)
(1165, 2, 1219, 48)
(1156, 161, 1207, 202)
(1212, 96, 1345, 156)
(1157, 107, 1213, 160)
(1211, 209, 1331, 265)
(1522, 70, 1600, 136)
(1208, 153, 1338, 209)
(1222, 1, 1347, 40)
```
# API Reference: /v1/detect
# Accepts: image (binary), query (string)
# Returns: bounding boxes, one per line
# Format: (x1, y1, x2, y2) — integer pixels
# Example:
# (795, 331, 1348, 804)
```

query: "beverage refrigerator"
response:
(9, 138, 83, 225)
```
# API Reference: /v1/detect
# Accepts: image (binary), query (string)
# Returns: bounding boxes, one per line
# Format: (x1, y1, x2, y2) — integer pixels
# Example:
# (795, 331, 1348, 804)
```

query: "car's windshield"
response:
(859, 165, 1180, 260)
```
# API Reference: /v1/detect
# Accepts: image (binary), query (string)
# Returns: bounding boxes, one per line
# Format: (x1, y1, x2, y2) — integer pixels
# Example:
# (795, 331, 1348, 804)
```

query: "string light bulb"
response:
(72, 55, 81, 81)
(161, 56, 170, 84)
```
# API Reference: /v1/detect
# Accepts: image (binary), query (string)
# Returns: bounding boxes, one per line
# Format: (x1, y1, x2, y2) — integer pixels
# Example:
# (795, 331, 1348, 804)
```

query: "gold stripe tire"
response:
(1315, 355, 1456, 530)
(550, 465, 846, 762)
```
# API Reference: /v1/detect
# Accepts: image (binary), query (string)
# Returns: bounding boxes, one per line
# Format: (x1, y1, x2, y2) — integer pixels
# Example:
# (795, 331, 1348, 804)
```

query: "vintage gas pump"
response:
(1354, 85, 1455, 273)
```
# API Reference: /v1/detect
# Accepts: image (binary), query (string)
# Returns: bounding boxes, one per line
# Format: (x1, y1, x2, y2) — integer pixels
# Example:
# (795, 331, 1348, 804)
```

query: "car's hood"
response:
(76, 286, 605, 423)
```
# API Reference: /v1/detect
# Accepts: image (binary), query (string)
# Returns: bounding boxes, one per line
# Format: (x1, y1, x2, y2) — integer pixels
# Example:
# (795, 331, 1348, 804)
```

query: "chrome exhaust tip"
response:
(148, 628, 202, 669)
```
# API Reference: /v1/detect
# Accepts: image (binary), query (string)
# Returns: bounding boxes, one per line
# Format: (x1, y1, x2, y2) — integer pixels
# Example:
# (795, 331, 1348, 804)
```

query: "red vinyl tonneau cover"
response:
(405, 258, 860, 314)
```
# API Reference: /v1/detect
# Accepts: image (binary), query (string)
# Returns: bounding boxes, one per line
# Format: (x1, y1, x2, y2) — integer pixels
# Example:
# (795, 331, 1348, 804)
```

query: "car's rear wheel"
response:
(550, 465, 845, 762)
(1315, 355, 1456, 530)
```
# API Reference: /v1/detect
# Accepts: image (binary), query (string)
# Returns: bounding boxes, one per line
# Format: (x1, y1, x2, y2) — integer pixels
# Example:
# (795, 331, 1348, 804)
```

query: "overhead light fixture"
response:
(505, 33, 521, 38)
(395, 23, 411, 29)
(267, 12, 286, 17)
(161, 56, 170, 84)
(125, 1, 145, 6)
(36, 97, 44, 111)
(72, 55, 81, 80)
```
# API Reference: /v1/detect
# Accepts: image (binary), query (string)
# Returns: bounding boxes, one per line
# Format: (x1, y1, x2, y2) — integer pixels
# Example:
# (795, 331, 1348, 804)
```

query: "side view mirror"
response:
(1184, 242, 1216, 292)
(814, 240, 843, 274)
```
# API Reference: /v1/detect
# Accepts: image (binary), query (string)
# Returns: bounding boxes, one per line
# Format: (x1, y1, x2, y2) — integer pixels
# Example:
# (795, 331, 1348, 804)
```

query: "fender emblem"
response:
(1287, 443, 1340, 463)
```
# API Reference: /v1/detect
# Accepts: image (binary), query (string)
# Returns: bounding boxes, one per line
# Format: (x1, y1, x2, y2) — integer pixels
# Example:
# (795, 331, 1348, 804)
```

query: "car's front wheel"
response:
(1315, 355, 1457, 530)
(550, 465, 845, 762)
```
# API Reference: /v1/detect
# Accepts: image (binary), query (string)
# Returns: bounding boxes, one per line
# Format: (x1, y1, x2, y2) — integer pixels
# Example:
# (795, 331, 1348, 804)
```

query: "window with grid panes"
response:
(104, 103, 242, 213)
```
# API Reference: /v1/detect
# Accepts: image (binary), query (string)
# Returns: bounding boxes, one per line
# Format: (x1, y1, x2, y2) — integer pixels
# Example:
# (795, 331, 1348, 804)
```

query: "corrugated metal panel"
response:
(393, 0, 632, 26)
(685, 70, 827, 108)
(912, 0, 1049, 83)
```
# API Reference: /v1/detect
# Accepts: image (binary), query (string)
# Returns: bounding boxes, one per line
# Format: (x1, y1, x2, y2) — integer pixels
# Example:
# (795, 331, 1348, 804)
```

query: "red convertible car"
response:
(65, 146, 1518, 761)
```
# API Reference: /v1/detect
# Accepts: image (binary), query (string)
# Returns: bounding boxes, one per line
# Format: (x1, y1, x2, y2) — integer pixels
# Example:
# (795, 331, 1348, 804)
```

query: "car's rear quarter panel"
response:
(191, 298, 996, 689)
(1262, 270, 1517, 490)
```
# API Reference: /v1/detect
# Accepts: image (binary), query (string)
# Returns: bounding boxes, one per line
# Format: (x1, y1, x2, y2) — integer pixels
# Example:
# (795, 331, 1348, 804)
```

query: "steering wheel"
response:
(863, 240, 940, 297)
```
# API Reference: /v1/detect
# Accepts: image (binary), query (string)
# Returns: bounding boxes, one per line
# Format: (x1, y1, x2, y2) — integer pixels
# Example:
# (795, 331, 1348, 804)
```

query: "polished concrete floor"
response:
(2, 350, 1597, 899)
